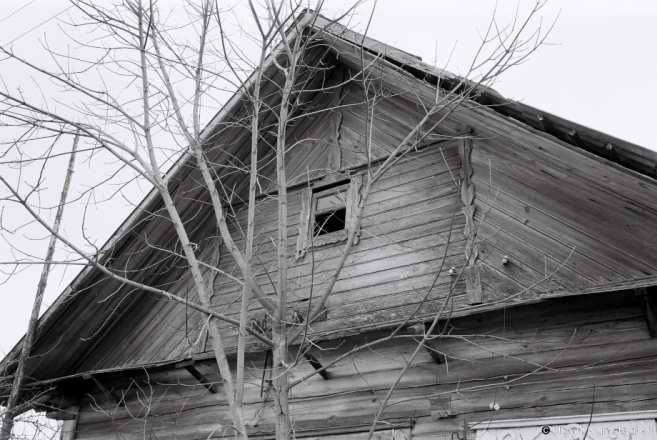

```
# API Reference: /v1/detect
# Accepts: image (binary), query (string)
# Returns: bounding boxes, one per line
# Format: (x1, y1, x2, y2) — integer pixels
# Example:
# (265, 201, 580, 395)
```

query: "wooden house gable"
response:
(4, 14, 657, 391)
(69, 66, 470, 375)
(5, 41, 345, 380)
(70, 51, 657, 378)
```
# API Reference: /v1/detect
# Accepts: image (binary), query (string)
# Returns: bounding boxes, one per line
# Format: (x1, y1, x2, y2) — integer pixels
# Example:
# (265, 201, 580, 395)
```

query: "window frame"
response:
(295, 174, 363, 260)
(311, 183, 349, 242)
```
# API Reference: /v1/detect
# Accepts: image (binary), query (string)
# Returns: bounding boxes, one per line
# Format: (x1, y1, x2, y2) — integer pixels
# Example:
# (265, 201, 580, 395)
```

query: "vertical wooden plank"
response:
(328, 66, 345, 172)
(635, 287, 657, 337)
(347, 174, 363, 245)
(465, 267, 483, 305)
(459, 137, 483, 305)
(296, 188, 312, 259)
(460, 144, 475, 208)
(328, 110, 343, 172)
(193, 318, 209, 355)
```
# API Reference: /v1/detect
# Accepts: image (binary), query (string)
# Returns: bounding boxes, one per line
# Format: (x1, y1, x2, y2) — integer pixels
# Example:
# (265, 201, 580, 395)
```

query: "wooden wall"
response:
(70, 291, 657, 439)
(206, 141, 465, 349)
(14, 26, 657, 391)
(469, 118, 657, 303)
(67, 56, 657, 376)
(73, 78, 468, 373)
(21, 43, 657, 383)
(80, 141, 466, 370)
(15, 44, 340, 381)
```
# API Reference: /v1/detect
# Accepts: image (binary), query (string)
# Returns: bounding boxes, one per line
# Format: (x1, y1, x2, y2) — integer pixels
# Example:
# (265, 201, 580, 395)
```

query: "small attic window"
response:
(295, 175, 363, 259)
(313, 185, 348, 236)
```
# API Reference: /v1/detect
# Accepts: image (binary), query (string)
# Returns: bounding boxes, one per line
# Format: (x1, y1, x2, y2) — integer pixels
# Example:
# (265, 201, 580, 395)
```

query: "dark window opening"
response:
(314, 207, 346, 236)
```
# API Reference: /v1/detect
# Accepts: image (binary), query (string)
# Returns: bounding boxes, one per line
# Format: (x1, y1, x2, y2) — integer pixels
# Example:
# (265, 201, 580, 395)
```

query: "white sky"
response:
(0, 0, 655, 357)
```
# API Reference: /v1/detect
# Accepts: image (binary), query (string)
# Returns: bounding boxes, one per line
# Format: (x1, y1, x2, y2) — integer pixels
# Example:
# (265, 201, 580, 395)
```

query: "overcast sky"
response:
(1, 0, 655, 356)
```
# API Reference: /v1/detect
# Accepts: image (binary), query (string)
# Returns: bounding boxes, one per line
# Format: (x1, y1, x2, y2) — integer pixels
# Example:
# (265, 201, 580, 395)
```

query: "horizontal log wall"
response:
(71, 291, 657, 439)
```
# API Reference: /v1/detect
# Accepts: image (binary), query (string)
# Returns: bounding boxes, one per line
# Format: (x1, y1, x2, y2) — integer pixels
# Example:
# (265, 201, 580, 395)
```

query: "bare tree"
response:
(1, 134, 78, 439)
(0, 1, 555, 439)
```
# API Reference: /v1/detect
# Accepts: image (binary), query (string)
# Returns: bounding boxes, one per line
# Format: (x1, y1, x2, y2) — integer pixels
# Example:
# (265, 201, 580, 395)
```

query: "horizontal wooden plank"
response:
(470, 152, 657, 276)
(476, 222, 590, 291)
(76, 388, 428, 439)
(472, 188, 632, 281)
(474, 209, 610, 285)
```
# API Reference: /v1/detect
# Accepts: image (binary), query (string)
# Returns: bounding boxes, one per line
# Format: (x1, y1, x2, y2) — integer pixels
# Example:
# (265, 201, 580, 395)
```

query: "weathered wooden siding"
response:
(206, 142, 465, 348)
(67, 75, 468, 373)
(69, 52, 657, 375)
(330, 34, 657, 306)
(70, 291, 657, 439)
(17, 44, 341, 381)
(80, 142, 466, 371)
(9, 24, 657, 440)
(16, 38, 657, 386)
(469, 131, 657, 304)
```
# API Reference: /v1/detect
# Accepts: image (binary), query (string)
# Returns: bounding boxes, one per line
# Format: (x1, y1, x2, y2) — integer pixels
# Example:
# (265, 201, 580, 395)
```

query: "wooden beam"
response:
(174, 359, 196, 369)
(566, 129, 584, 147)
(534, 115, 555, 135)
(635, 287, 657, 338)
(45, 393, 81, 421)
(10, 391, 57, 419)
(327, 67, 345, 172)
(46, 404, 79, 421)
(181, 364, 219, 393)
(464, 266, 483, 306)
(459, 137, 483, 305)
(605, 142, 619, 162)
(302, 352, 329, 380)
(83, 373, 124, 406)
(407, 324, 446, 364)
(246, 423, 413, 439)
(424, 340, 445, 364)
(290, 313, 330, 379)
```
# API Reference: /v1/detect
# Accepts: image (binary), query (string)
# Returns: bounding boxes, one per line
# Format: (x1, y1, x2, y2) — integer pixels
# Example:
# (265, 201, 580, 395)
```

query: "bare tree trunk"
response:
(1, 134, 79, 440)
(141, 2, 248, 436)
(273, 69, 293, 440)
